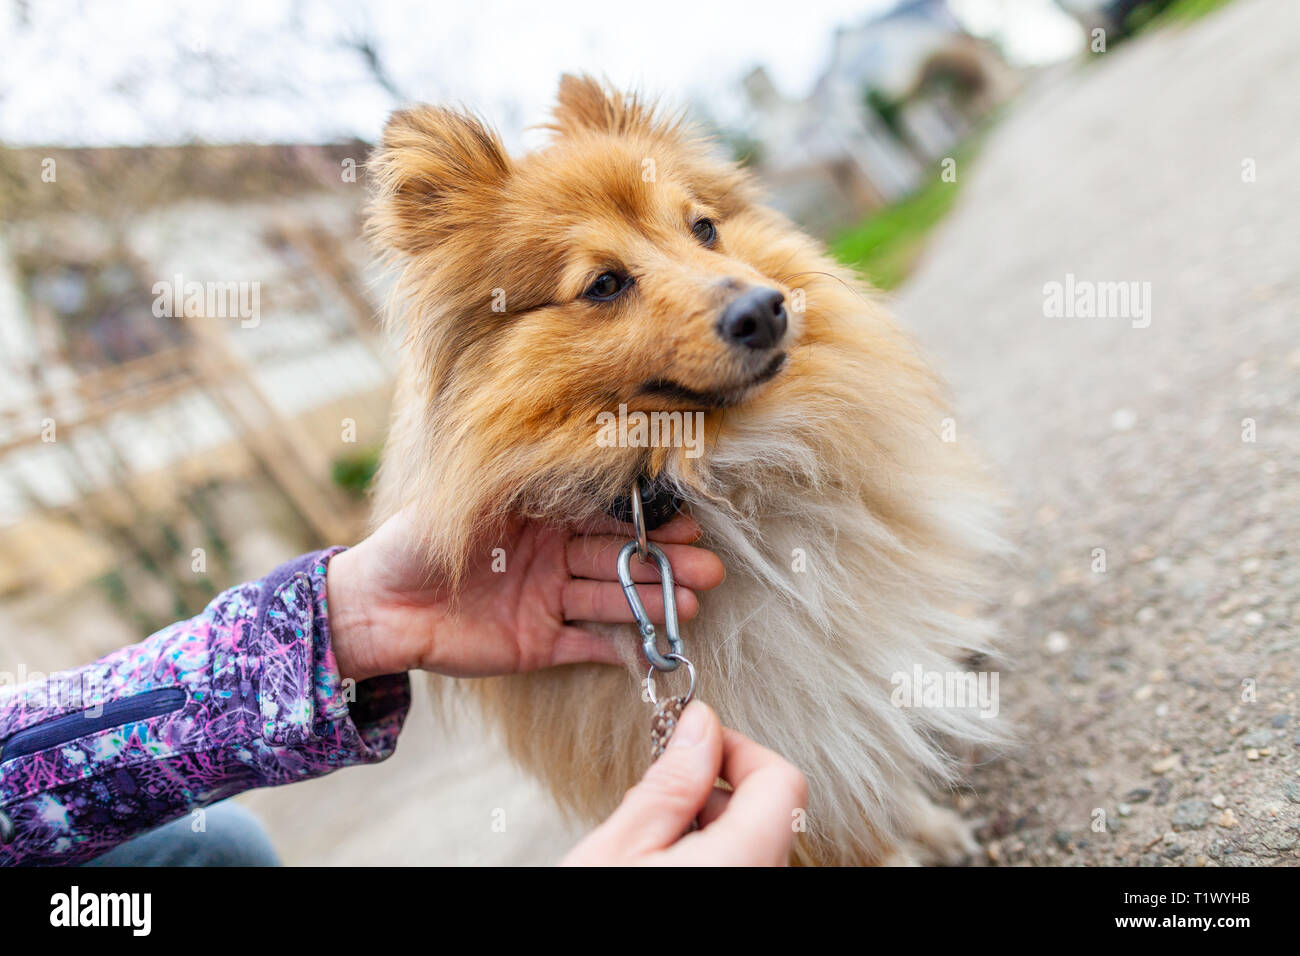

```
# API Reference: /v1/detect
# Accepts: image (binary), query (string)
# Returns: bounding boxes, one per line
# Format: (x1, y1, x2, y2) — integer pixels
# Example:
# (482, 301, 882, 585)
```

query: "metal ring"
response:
(629, 480, 649, 560)
(645, 654, 695, 706)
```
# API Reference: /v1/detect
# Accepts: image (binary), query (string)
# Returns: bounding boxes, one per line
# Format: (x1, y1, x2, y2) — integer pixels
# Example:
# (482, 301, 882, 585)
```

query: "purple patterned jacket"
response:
(0, 549, 410, 866)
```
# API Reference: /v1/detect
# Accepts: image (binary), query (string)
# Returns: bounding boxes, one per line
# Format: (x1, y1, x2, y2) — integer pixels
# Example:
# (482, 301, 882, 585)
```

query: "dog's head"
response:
(369, 75, 844, 570)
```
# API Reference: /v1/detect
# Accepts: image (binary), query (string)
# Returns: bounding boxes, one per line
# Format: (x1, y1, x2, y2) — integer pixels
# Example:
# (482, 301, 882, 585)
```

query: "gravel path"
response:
(893, 0, 1300, 866)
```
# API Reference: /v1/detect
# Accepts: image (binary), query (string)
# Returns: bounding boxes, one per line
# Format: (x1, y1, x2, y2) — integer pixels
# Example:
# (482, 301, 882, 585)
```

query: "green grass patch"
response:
(1157, 0, 1236, 21)
(830, 143, 977, 291)
(332, 446, 381, 499)
(1133, 0, 1236, 31)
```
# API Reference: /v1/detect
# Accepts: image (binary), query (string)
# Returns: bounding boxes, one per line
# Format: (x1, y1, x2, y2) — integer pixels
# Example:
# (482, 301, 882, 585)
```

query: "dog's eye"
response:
(692, 217, 717, 247)
(583, 271, 630, 301)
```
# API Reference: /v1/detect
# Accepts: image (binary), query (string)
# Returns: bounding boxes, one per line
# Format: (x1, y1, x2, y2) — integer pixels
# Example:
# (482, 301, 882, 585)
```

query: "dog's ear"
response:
(368, 106, 510, 256)
(548, 74, 678, 140)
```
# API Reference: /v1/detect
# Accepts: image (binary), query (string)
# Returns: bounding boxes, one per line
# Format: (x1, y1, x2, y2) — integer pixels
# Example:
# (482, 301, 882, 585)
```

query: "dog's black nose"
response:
(717, 287, 787, 351)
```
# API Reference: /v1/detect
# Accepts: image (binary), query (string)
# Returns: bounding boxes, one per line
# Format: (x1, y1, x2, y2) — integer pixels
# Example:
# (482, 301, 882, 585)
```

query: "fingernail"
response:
(668, 701, 709, 749)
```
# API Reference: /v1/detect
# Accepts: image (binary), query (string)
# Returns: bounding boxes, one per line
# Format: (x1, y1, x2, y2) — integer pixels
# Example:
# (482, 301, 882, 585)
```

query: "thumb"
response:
(588, 701, 724, 856)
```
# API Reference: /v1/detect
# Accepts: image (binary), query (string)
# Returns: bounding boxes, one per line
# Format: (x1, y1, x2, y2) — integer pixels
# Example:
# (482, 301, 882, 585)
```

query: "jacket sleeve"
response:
(0, 548, 410, 866)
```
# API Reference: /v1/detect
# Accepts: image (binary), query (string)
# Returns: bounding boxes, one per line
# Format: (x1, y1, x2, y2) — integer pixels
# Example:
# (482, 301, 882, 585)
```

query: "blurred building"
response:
(741, 0, 1018, 235)
(0, 143, 389, 640)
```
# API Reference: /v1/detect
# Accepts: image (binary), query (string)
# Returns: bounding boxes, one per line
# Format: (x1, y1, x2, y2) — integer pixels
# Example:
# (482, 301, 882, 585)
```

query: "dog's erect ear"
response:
(548, 74, 678, 140)
(368, 106, 510, 256)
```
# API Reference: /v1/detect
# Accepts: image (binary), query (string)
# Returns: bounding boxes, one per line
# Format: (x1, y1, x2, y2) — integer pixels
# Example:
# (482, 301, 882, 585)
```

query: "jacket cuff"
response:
(253, 548, 410, 765)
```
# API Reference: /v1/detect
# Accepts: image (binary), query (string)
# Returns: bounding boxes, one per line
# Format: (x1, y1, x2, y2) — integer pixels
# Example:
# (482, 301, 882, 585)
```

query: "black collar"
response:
(606, 475, 681, 531)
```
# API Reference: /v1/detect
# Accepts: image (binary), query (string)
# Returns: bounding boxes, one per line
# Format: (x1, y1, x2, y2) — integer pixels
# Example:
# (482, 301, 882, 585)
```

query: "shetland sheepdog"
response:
(368, 75, 1003, 865)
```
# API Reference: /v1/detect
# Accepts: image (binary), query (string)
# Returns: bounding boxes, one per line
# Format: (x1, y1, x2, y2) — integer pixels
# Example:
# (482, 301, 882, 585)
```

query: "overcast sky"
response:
(0, 0, 1082, 148)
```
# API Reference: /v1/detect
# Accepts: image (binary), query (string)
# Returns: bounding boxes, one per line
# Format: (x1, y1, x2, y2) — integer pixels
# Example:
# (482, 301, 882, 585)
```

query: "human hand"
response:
(325, 509, 725, 681)
(560, 701, 807, 866)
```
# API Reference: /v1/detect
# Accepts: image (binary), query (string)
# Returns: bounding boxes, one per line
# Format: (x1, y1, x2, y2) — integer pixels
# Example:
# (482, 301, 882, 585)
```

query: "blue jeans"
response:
(86, 801, 280, 867)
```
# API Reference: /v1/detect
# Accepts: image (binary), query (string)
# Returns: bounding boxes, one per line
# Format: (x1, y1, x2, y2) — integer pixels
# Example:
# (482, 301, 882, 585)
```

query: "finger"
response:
(579, 511, 702, 544)
(717, 727, 798, 785)
(566, 537, 725, 590)
(546, 626, 625, 668)
(696, 786, 732, 829)
(681, 728, 807, 866)
(579, 702, 723, 857)
(561, 580, 699, 624)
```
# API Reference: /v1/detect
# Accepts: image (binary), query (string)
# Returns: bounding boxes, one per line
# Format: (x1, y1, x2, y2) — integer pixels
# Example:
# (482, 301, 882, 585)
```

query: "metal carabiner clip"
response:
(617, 540, 683, 671)
(617, 481, 683, 671)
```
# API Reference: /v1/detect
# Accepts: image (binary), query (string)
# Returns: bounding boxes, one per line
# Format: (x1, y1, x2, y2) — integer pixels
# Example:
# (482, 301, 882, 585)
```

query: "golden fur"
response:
(368, 75, 1003, 865)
